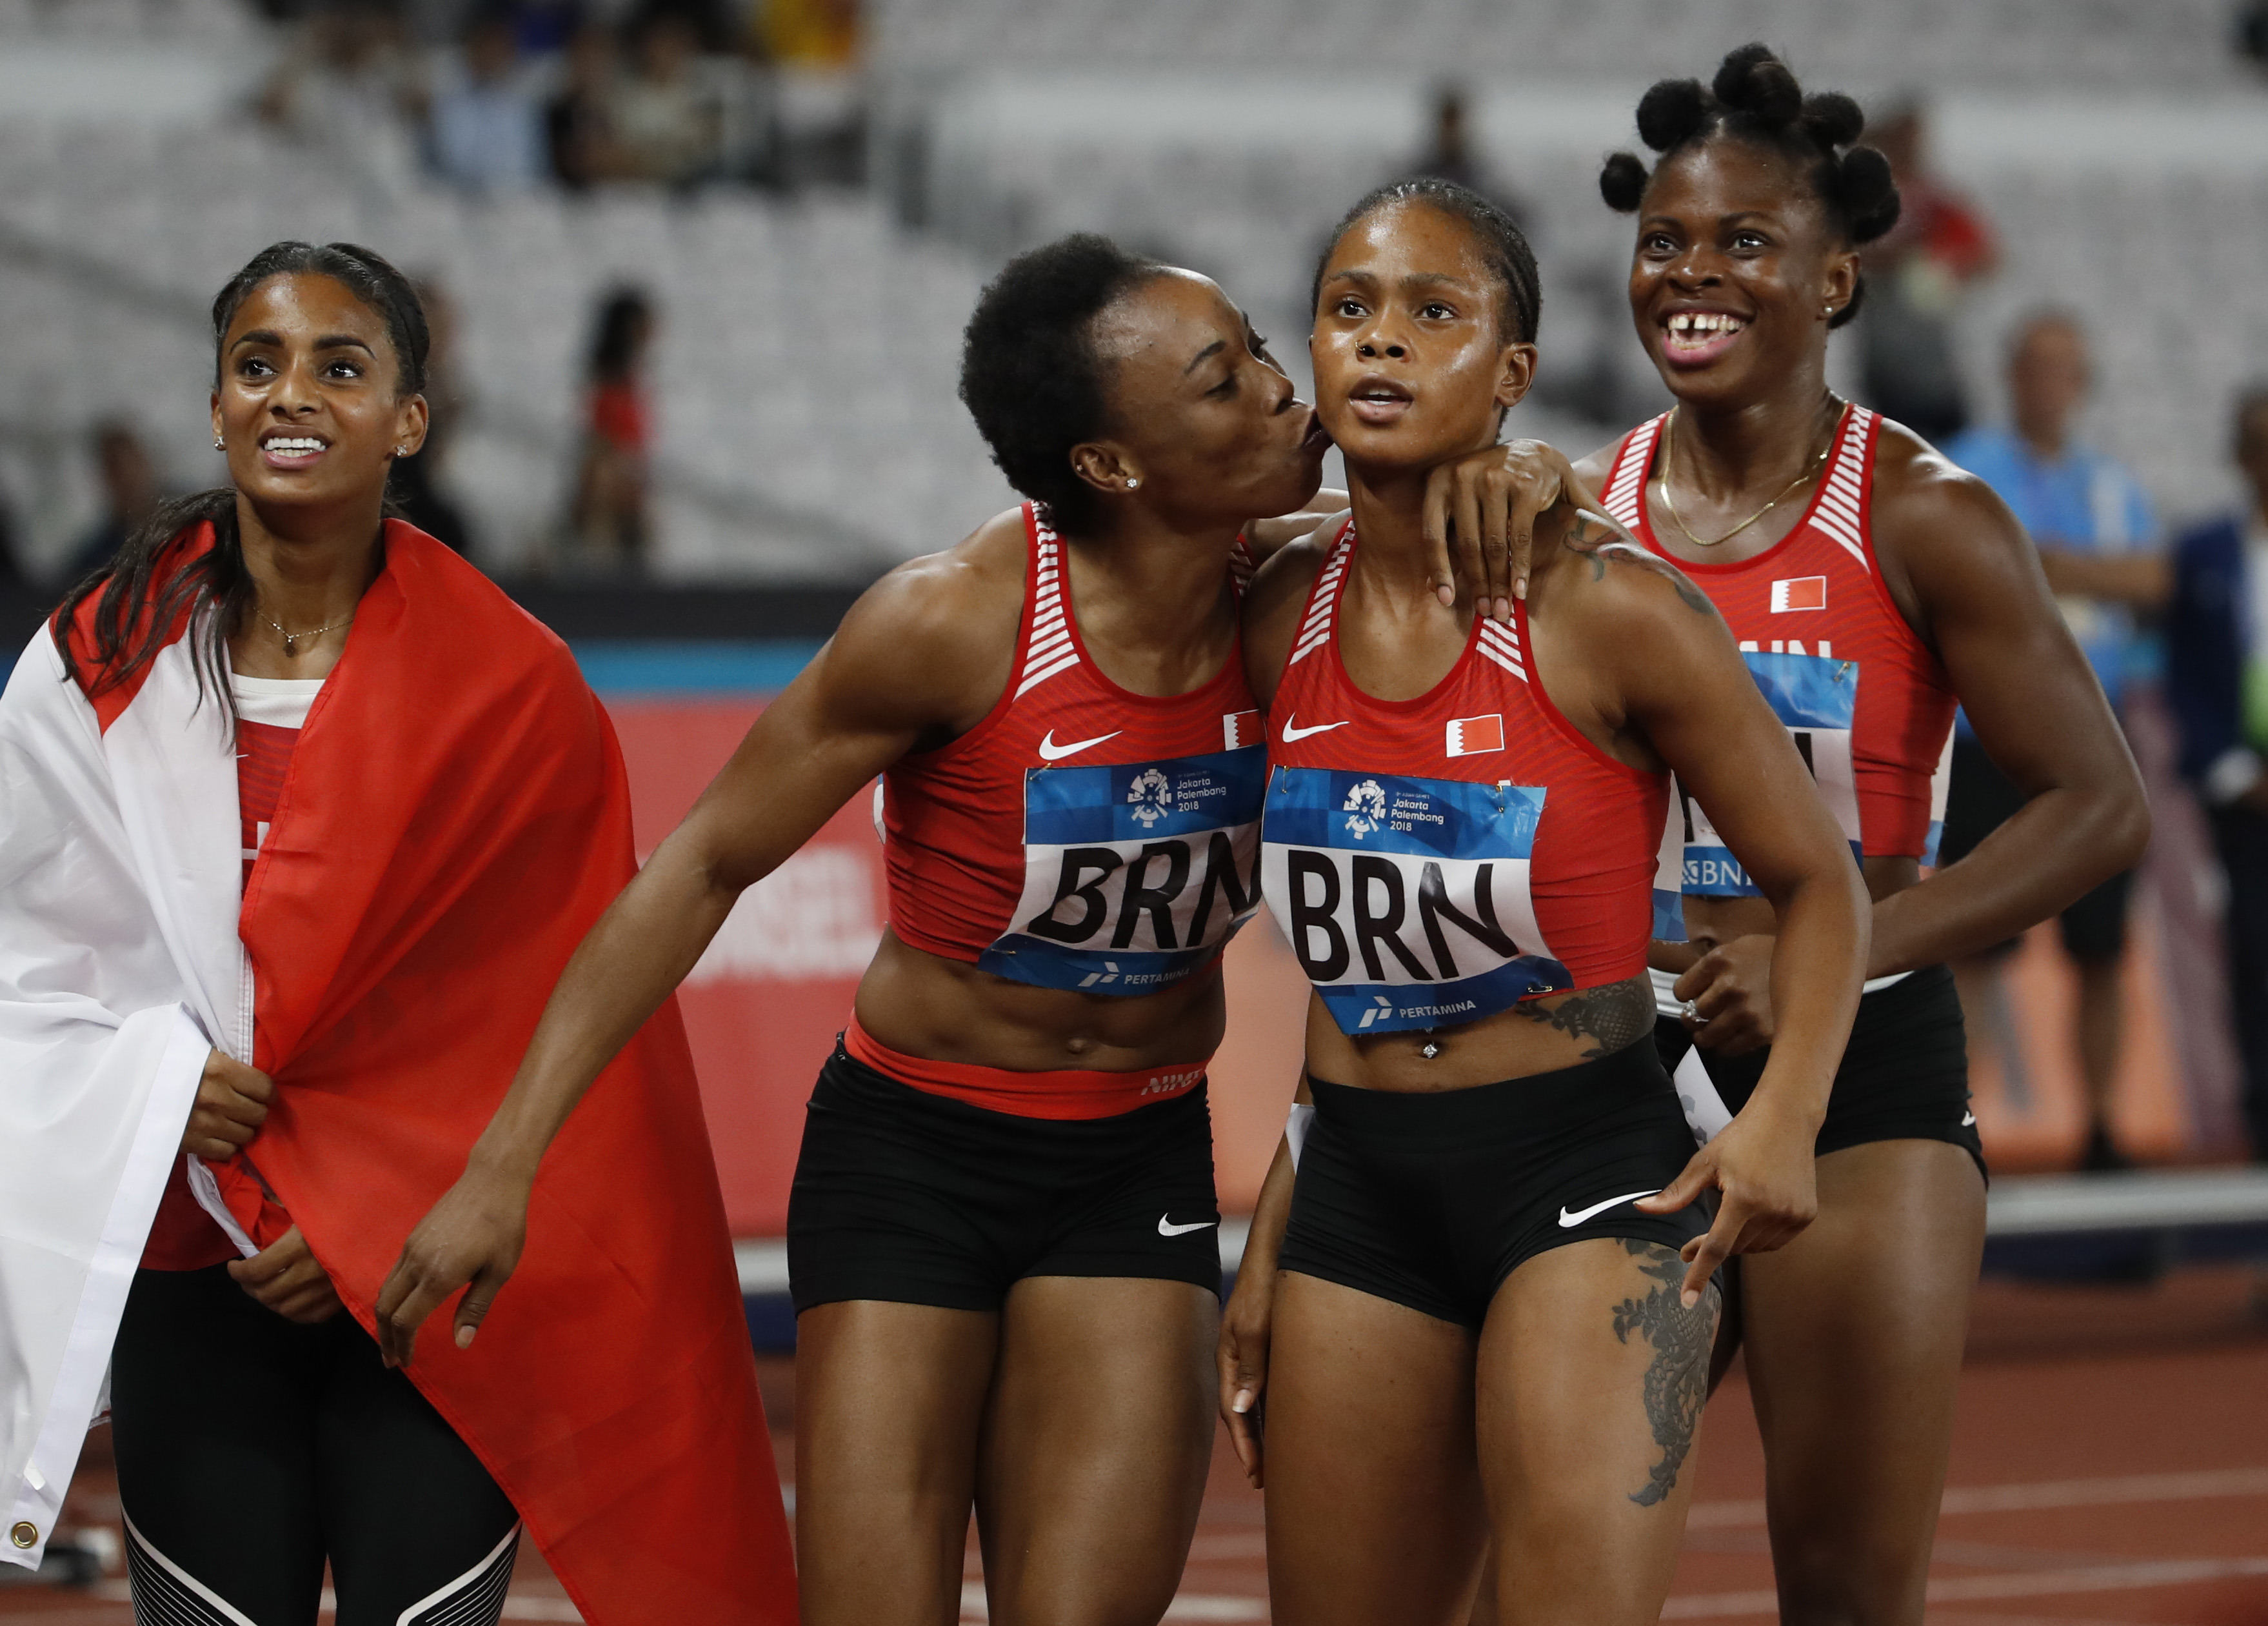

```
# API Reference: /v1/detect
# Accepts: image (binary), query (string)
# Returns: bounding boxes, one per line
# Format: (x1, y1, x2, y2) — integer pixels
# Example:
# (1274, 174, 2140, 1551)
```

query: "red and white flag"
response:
(1771, 576, 1827, 612)
(1446, 712, 1506, 757)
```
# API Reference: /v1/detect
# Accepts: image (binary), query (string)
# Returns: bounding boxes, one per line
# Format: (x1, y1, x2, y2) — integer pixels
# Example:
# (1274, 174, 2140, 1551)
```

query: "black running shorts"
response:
(786, 1041, 1224, 1314)
(1655, 962, 1985, 1178)
(1275, 1038, 1709, 1330)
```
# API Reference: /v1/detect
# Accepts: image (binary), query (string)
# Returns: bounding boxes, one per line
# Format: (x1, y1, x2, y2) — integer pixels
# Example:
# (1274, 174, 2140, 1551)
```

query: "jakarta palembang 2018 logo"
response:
(1126, 767, 1174, 828)
(1342, 778, 1388, 839)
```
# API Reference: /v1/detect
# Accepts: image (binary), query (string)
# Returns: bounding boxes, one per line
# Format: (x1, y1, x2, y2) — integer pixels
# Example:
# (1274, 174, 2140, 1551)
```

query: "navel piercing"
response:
(1419, 1041, 1441, 1059)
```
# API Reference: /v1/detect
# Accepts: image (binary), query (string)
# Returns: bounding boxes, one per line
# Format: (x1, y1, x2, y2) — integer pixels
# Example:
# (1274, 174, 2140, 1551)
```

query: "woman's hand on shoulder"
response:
(1420, 437, 1632, 621)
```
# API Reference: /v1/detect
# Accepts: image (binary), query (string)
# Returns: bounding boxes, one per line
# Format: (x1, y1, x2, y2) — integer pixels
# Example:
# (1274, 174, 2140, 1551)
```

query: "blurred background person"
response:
(546, 21, 629, 188)
(257, 0, 427, 197)
(1402, 83, 1526, 234)
(428, 6, 546, 195)
(2167, 386, 2268, 1160)
(63, 420, 164, 585)
(568, 286, 654, 572)
(1942, 308, 2167, 1170)
(1860, 99, 1996, 445)
(612, 10, 719, 185)
(757, 0, 860, 68)
(390, 278, 473, 554)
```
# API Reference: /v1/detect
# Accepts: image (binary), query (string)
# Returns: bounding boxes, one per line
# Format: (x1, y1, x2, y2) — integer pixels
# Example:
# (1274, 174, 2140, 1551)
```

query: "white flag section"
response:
(0, 627, 246, 1569)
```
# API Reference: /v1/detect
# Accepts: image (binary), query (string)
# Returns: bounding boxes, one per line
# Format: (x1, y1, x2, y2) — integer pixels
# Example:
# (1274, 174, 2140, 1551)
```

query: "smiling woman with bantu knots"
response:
(1464, 45, 2149, 1625)
(0, 240, 793, 1625)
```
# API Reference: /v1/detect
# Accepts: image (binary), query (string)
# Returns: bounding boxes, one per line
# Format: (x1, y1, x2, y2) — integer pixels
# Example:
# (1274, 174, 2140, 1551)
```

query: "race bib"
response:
(1680, 649, 1862, 897)
(1260, 767, 1568, 1036)
(979, 746, 1266, 994)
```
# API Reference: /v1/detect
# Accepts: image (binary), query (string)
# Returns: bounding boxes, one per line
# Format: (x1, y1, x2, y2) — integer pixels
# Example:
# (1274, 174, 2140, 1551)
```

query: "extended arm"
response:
(373, 545, 1013, 1363)
(1566, 549, 1870, 1300)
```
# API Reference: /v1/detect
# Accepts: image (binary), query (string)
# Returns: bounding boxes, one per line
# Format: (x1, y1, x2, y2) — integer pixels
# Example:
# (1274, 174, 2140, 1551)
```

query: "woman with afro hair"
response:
(1466, 45, 2147, 1623)
(373, 233, 1353, 1626)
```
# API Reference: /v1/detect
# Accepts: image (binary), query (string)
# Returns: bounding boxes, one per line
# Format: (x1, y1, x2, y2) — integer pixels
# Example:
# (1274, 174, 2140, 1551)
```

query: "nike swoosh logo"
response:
(1281, 716, 1350, 743)
(1961, 1110, 1976, 1127)
(1037, 729, 1122, 762)
(1557, 1190, 1661, 1229)
(1158, 1216, 1219, 1237)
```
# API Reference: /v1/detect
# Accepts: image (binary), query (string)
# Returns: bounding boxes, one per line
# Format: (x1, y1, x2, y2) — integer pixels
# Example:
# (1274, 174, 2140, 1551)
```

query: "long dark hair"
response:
(52, 240, 430, 721)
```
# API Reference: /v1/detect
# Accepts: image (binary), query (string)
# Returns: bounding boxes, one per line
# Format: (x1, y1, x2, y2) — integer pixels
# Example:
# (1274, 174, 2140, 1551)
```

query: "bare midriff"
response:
(1298, 972, 1660, 1096)
(850, 928, 1228, 1075)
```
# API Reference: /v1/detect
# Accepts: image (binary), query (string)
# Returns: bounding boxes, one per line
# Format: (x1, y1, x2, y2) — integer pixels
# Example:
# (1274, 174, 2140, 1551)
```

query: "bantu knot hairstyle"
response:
(1313, 177, 1541, 348)
(959, 233, 1163, 534)
(1598, 43, 1899, 329)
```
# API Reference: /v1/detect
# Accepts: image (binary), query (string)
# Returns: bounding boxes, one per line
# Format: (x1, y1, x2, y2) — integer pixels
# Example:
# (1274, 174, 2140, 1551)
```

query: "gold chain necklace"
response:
(263, 612, 353, 657)
(1659, 399, 1840, 548)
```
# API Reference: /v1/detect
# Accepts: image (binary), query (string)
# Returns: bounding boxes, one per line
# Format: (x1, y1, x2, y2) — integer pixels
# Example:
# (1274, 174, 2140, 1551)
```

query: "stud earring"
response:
(1126, 477, 1141, 490)
(1822, 303, 1838, 318)
(214, 436, 224, 451)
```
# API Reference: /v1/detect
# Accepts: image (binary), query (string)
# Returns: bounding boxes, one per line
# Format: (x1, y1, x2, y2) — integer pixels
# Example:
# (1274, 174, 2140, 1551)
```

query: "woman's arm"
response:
(1869, 443, 2149, 975)
(1218, 1076, 1309, 1489)
(373, 541, 1018, 1364)
(1539, 544, 1870, 1304)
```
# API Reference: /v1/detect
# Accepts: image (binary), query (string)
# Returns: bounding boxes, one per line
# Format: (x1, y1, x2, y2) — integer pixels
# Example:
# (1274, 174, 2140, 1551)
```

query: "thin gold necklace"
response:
(263, 611, 353, 657)
(1659, 399, 1840, 548)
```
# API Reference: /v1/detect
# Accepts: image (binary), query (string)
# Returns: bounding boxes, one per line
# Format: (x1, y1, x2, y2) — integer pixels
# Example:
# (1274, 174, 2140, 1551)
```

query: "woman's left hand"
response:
(373, 1162, 532, 1367)
(1420, 439, 1633, 621)
(228, 1225, 344, 1324)
(1673, 934, 1779, 1056)
(1635, 1099, 1820, 1307)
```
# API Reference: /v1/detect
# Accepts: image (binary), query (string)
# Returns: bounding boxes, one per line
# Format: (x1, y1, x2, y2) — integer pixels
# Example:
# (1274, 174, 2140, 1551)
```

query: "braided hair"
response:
(53, 240, 430, 727)
(1598, 44, 1899, 328)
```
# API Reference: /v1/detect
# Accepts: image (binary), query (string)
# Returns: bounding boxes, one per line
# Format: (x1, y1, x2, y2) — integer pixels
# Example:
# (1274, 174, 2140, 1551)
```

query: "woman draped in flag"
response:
(0, 241, 794, 1625)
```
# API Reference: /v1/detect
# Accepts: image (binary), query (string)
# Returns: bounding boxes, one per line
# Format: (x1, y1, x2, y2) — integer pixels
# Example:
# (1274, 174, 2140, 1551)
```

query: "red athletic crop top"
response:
(880, 503, 1268, 995)
(1258, 523, 1666, 1036)
(1600, 403, 1956, 905)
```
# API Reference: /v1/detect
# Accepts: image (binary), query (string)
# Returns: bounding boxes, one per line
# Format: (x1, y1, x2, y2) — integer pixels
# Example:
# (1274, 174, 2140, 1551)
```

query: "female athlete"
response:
(373, 234, 1336, 1626)
(0, 243, 790, 1622)
(1462, 48, 2148, 1623)
(1226, 179, 1871, 1625)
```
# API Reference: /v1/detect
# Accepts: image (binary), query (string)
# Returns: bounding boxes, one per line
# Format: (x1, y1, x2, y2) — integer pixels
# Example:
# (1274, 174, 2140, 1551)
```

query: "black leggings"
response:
(109, 1265, 521, 1626)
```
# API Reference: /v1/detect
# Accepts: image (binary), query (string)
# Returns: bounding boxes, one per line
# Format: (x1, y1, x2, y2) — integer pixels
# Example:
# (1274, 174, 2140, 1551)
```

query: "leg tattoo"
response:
(1611, 1241, 1716, 1507)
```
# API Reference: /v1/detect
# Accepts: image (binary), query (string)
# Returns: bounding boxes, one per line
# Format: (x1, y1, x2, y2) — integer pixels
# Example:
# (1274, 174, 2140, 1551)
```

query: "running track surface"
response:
(5, 1267, 2263, 1623)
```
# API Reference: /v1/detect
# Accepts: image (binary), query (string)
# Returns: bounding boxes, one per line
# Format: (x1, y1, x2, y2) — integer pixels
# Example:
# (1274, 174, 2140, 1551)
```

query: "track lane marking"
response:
(1684, 1464, 2268, 1529)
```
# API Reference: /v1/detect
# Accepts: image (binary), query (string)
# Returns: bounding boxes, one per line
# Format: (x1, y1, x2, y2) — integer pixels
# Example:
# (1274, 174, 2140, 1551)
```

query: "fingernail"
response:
(1515, 577, 1527, 600)
(457, 1327, 475, 1349)
(1232, 1390, 1251, 1414)
(1436, 584, 1455, 607)
(1682, 1289, 1700, 1309)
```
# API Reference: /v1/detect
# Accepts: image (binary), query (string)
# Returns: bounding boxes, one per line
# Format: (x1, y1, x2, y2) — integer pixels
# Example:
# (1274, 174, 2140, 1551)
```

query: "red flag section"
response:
(88, 523, 796, 1625)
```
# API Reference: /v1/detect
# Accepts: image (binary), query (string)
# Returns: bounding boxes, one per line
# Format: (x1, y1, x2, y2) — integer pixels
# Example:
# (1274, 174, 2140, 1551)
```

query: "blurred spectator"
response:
(1405, 84, 1526, 234)
(430, 8, 546, 194)
(1942, 310, 2165, 1170)
(63, 421, 162, 584)
(548, 22, 629, 186)
(612, 11, 719, 184)
(758, 0, 860, 69)
(2166, 387, 2268, 1159)
(1860, 101, 1996, 445)
(2240, 0, 2268, 72)
(508, 0, 583, 54)
(569, 288, 655, 571)
(258, 0, 428, 197)
(390, 279, 473, 554)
